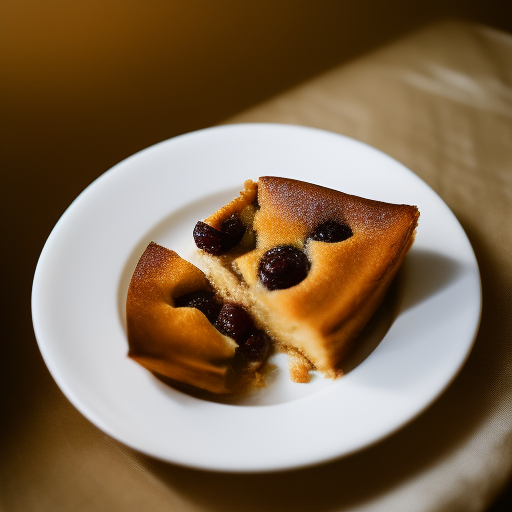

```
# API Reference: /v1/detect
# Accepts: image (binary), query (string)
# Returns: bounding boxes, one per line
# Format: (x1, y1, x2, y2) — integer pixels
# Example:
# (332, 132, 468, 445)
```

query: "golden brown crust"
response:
(254, 176, 418, 250)
(204, 179, 258, 229)
(126, 242, 237, 394)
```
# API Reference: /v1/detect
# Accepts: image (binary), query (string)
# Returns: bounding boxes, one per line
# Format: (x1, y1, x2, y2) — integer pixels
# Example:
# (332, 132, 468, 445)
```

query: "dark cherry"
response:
(193, 213, 246, 255)
(221, 214, 246, 245)
(173, 290, 221, 323)
(308, 220, 353, 243)
(239, 331, 269, 362)
(258, 245, 310, 291)
(193, 222, 226, 255)
(214, 303, 255, 344)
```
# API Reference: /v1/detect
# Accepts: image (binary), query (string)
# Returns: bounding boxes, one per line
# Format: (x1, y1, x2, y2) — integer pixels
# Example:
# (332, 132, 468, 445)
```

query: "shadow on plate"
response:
(400, 248, 464, 312)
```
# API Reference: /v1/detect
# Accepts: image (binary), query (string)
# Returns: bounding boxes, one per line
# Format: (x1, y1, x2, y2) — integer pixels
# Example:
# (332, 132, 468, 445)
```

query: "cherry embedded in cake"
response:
(126, 176, 419, 394)
(257, 245, 311, 291)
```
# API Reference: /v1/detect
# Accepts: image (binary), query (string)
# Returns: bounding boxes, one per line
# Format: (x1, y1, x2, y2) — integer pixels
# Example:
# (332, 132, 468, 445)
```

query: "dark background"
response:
(2, 1, 512, 510)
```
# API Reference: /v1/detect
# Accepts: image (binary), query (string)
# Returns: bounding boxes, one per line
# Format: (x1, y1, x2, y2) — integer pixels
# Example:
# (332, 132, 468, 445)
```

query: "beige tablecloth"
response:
(6, 19, 511, 512)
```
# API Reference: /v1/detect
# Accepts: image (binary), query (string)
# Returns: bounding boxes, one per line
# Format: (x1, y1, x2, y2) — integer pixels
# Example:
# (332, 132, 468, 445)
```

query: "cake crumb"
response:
(288, 351, 314, 383)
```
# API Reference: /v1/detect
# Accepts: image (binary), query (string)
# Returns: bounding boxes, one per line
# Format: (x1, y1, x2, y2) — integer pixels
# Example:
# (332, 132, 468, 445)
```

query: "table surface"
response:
(3, 18, 512, 512)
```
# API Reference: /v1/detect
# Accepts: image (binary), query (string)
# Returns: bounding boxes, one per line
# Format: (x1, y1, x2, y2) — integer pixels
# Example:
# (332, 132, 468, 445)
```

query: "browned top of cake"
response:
(255, 176, 419, 249)
(127, 242, 237, 394)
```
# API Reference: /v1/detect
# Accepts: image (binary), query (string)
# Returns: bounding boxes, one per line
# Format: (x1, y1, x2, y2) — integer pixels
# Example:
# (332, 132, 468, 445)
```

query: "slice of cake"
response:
(126, 242, 269, 394)
(194, 176, 419, 380)
(126, 177, 418, 394)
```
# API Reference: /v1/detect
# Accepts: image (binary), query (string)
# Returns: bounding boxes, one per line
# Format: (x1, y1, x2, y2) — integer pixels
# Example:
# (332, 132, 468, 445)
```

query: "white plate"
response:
(32, 124, 481, 472)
